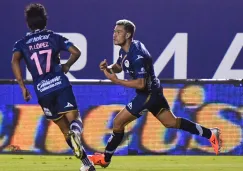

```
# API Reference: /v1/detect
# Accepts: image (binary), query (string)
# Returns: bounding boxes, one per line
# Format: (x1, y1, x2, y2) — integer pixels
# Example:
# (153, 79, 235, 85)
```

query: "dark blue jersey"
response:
(13, 29, 73, 98)
(116, 40, 160, 93)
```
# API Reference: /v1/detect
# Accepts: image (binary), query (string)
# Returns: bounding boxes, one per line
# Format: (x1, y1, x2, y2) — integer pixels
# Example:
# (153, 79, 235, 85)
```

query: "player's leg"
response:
(38, 90, 95, 171)
(105, 107, 136, 161)
(149, 92, 221, 154)
(57, 86, 95, 171)
(156, 110, 221, 154)
(38, 91, 82, 156)
(89, 108, 136, 168)
(38, 94, 77, 154)
(52, 115, 74, 149)
(65, 111, 95, 170)
(89, 94, 147, 167)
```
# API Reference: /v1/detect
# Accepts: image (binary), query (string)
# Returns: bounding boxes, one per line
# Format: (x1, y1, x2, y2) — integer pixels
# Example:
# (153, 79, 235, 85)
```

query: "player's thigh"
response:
(112, 93, 151, 131)
(126, 93, 151, 118)
(56, 86, 79, 122)
(38, 92, 64, 121)
(147, 91, 177, 127)
(113, 107, 137, 131)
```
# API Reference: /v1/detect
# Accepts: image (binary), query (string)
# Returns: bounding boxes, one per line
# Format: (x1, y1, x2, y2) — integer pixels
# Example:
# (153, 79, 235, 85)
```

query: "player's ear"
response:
(126, 33, 131, 39)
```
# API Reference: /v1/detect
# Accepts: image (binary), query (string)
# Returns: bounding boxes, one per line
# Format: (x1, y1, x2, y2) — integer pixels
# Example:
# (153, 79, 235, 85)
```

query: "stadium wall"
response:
(0, 80, 242, 155)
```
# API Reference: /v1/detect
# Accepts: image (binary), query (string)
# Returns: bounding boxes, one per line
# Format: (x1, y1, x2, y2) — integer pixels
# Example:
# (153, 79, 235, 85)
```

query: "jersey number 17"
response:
(30, 49, 52, 75)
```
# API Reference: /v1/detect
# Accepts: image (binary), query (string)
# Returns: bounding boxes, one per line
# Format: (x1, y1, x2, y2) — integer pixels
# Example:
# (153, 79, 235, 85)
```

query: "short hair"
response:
(116, 19, 136, 38)
(25, 3, 48, 30)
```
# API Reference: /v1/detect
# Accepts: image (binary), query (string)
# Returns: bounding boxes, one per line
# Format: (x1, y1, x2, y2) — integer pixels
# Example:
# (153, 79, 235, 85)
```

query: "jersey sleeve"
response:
(57, 34, 74, 51)
(133, 55, 147, 78)
(12, 41, 22, 53)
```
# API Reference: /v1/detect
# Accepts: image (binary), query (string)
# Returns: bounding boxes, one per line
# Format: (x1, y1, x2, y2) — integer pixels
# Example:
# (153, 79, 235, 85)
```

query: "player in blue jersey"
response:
(11, 3, 95, 171)
(88, 19, 222, 168)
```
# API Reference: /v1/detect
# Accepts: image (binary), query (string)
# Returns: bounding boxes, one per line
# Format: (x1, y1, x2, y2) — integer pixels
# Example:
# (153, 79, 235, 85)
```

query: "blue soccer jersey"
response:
(13, 29, 72, 98)
(116, 40, 161, 93)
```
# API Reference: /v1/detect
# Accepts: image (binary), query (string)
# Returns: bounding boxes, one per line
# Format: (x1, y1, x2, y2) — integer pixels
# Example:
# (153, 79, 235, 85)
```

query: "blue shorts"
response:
(38, 86, 78, 120)
(126, 89, 170, 118)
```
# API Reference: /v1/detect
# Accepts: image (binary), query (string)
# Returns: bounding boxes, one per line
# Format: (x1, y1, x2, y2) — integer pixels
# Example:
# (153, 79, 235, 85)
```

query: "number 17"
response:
(30, 49, 52, 75)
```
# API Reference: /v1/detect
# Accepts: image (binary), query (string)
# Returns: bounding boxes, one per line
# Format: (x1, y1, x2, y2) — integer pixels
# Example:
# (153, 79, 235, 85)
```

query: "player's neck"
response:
(121, 39, 132, 53)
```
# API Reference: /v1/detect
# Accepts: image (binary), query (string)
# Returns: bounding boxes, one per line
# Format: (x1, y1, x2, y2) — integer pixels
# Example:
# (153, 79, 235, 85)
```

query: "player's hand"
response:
(62, 64, 70, 74)
(104, 68, 118, 83)
(22, 88, 31, 102)
(99, 59, 108, 71)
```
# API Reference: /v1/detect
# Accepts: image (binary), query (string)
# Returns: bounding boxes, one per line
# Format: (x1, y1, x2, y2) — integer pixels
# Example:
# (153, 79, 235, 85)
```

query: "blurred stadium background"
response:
(1, 0, 243, 170)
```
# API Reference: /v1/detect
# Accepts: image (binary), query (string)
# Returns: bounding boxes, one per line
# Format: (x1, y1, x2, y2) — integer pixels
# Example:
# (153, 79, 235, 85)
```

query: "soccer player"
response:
(88, 19, 222, 168)
(11, 3, 95, 171)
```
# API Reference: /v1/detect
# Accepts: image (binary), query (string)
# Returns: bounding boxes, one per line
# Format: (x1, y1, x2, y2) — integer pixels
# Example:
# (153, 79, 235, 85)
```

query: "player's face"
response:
(113, 25, 127, 46)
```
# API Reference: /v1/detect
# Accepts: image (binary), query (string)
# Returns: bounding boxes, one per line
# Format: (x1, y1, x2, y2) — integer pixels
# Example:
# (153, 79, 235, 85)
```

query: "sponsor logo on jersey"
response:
(37, 76, 62, 92)
(26, 34, 50, 44)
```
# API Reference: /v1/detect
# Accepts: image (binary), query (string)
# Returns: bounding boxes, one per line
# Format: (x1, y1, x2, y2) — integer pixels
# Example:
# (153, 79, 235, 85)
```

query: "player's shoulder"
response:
(130, 40, 150, 60)
(51, 30, 69, 40)
(50, 30, 62, 37)
(14, 38, 23, 45)
(131, 40, 148, 54)
(132, 40, 145, 48)
(13, 37, 25, 48)
(51, 31, 71, 44)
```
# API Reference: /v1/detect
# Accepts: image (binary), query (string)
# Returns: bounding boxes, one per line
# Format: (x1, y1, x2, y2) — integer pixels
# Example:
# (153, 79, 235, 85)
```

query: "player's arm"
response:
(11, 51, 31, 101)
(104, 56, 146, 89)
(58, 34, 81, 73)
(108, 63, 122, 73)
(100, 59, 122, 73)
(114, 77, 146, 89)
(62, 45, 81, 74)
(65, 45, 81, 67)
(11, 51, 26, 90)
(104, 69, 145, 89)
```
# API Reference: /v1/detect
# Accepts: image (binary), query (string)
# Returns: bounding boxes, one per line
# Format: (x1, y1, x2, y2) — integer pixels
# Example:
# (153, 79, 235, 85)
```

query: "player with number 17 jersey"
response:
(13, 29, 72, 98)
(11, 4, 96, 171)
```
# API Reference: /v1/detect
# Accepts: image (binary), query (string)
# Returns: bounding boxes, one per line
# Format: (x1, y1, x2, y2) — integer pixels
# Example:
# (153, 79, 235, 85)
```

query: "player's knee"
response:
(113, 118, 125, 132)
(162, 117, 177, 128)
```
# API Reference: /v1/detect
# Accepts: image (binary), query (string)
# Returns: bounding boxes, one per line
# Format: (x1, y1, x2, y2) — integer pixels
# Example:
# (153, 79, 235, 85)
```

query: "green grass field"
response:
(0, 155, 242, 171)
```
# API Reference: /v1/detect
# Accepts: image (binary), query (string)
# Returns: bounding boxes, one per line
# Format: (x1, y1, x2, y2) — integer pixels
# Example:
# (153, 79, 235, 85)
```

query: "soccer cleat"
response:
(209, 128, 222, 155)
(80, 165, 96, 171)
(88, 153, 110, 168)
(68, 130, 83, 159)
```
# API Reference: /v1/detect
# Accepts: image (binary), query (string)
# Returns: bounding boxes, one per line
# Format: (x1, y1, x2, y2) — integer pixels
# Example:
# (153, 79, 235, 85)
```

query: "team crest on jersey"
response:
(138, 67, 147, 74)
(124, 60, 130, 68)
